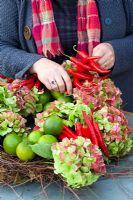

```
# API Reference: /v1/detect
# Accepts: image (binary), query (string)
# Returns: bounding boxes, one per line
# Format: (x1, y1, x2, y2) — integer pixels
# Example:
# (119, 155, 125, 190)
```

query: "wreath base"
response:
(0, 148, 59, 185)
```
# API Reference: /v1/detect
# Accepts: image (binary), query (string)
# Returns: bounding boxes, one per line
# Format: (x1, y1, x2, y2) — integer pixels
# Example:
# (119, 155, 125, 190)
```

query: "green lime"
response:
(16, 142, 35, 161)
(50, 91, 63, 99)
(58, 95, 73, 103)
(38, 90, 52, 105)
(3, 133, 22, 156)
(38, 135, 58, 144)
(43, 115, 63, 136)
(28, 130, 44, 144)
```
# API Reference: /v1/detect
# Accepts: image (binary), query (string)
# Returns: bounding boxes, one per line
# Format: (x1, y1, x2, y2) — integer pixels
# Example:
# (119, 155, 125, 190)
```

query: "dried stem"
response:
(65, 186, 81, 200)
(40, 176, 50, 200)
(3, 182, 24, 200)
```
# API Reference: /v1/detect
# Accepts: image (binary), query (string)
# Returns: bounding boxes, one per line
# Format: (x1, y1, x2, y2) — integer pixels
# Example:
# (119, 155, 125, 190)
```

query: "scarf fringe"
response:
(43, 48, 63, 58)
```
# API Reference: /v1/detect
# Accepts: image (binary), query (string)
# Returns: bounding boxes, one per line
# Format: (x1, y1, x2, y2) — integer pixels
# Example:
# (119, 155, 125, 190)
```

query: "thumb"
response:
(92, 44, 105, 57)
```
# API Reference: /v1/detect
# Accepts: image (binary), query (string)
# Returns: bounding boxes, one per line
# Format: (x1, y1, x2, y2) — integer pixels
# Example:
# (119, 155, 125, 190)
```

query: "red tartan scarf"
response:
(32, 0, 101, 58)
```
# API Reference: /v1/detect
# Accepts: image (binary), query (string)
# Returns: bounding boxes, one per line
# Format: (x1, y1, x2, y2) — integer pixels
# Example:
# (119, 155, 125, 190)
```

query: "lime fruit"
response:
(58, 95, 73, 103)
(28, 130, 44, 144)
(3, 133, 22, 156)
(38, 135, 58, 144)
(50, 91, 63, 99)
(43, 115, 63, 136)
(38, 90, 52, 105)
(16, 141, 35, 161)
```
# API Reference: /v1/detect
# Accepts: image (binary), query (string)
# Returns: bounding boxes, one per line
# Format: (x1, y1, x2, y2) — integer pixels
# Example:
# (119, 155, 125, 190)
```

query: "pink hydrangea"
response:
(73, 78, 122, 110)
(93, 106, 132, 157)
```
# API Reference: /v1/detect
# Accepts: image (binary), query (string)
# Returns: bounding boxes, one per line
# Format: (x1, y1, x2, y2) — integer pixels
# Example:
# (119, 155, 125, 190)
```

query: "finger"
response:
(54, 73, 65, 93)
(92, 46, 105, 57)
(60, 70, 72, 94)
(97, 54, 109, 66)
(41, 79, 52, 90)
(98, 54, 114, 69)
(48, 77, 59, 91)
(101, 60, 114, 69)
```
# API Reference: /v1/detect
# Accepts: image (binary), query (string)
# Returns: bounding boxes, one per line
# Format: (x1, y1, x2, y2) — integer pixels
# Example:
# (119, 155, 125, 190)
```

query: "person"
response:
(0, 0, 133, 112)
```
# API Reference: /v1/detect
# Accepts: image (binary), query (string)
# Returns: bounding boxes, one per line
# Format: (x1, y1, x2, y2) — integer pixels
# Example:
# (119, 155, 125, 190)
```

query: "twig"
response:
(3, 182, 24, 200)
(13, 179, 31, 188)
(65, 185, 81, 200)
(40, 176, 50, 200)
(62, 185, 65, 200)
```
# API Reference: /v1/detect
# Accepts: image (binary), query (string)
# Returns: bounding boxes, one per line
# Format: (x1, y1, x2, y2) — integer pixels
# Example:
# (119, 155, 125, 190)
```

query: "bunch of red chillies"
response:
(58, 125, 77, 140)
(58, 111, 109, 158)
(65, 45, 110, 91)
(9, 75, 42, 91)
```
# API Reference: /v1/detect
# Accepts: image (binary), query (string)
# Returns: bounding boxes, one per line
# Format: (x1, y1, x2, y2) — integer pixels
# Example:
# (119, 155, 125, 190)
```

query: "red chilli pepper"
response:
(62, 131, 75, 139)
(99, 75, 109, 80)
(89, 60, 110, 74)
(82, 111, 98, 146)
(58, 133, 69, 140)
(34, 80, 41, 90)
(70, 57, 92, 71)
(10, 76, 37, 90)
(75, 122, 83, 136)
(63, 126, 77, 139)
(63, 130, 75, 139)
(27, 82, 35, 90)
(89, 82, 98, 87)
(10, 77, 36, 90)
(82, 126, 91, 139)
(72, 65, 84, 73)
(68, 69, 93, 81)
(73, 78, 93, 92)
(63, 52, 108, 74)
(93, 122, 109, 158)
(73, 45, 100, 63)
(62, 52, 92, 71)
(19, 77, 36, 87)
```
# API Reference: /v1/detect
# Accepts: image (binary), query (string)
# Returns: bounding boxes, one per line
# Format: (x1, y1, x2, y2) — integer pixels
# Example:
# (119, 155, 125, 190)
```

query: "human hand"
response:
(92, 43, 115, 69)
(30, 58, 72, 94)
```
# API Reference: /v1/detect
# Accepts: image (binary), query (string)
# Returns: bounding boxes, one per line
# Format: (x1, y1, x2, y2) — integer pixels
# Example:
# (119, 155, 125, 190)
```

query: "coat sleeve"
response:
(108, 1, 133, 76)
(0, 0, 43, 79)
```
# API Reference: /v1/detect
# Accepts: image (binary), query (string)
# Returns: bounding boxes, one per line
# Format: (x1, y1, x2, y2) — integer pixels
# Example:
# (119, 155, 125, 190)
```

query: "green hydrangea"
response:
(0, 111, 27, 136)
(0, 86, 19, 113)
(52, 137, 106, 188)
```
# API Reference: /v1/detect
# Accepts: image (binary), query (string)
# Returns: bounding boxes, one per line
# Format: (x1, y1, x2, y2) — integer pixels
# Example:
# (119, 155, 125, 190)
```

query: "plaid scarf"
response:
(32, 0, 101, 58)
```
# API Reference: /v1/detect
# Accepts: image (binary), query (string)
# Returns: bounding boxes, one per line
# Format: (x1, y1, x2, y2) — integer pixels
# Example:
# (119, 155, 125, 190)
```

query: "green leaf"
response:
(36, 103, 43, 113)
(30, 143, 53, 159)
(0, 108, 8, 112)
(1, 120, 8, 128)
(0, 128, 12, 136)
(0, 86, 20, 112)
